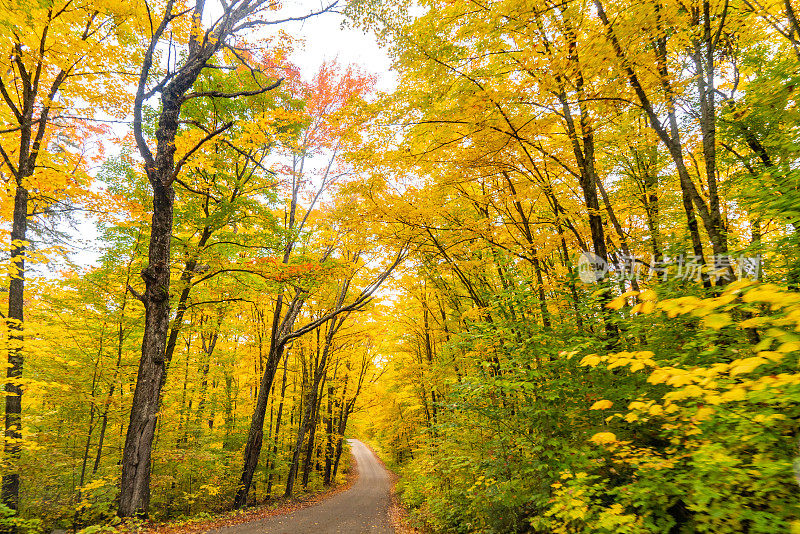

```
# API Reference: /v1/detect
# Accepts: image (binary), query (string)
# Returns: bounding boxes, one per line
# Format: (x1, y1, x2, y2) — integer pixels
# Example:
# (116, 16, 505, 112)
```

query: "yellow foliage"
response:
(729, 357, 768, 376)
(581, 354, 602, 367)
(639, 289, 657, 301)
(703, 313, 733, 330)
(591, 432, 618, 445)
(590, 400, 613, 410)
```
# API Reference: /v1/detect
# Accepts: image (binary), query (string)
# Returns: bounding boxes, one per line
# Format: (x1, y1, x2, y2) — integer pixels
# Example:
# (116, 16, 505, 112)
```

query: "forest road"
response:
(208, 439, 394, 534)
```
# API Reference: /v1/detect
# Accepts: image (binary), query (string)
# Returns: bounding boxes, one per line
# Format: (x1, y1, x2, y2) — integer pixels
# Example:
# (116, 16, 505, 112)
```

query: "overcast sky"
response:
(279, 2, 396, 90)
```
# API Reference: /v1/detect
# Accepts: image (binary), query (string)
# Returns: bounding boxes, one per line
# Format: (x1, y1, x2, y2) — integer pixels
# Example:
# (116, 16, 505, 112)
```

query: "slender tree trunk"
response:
(234, 328, 289, 508)
(177, 332, 193, 447)
(300, 398, 319, 489)
(287, 288, 356, 494)
(421, 305, 438, 427)
(95, 238, 141, 474)
(301, 371, 325, 488)
(501, 172, 552, 328)
(3, 185, 28, 514)
(266, 356, 288, 499)
(331, 407, 351, 481)
(285, 317, 341, 497)
(78, 341, 104, 488)
(223, 372, 235, 450)
(329, 375, 349, 483)
(323, 384, 335, 486)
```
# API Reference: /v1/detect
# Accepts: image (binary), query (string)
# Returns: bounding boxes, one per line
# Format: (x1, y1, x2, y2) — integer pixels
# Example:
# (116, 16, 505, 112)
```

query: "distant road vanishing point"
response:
(208, 439, 394, 534)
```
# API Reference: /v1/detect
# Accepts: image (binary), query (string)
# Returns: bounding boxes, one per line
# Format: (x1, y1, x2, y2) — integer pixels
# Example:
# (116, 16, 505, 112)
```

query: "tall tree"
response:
(120, 0, 335, 517)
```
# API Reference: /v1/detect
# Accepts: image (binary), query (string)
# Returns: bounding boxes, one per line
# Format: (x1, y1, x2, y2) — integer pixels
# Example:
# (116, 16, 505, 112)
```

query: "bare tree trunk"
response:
(322, 384, 336, 486)
(301, 372, 325, 488)
(285, 312, 345, 497)
(331, 408, 351, 481)
(3, 185, 27, 514)
(234, 294, 296, 508)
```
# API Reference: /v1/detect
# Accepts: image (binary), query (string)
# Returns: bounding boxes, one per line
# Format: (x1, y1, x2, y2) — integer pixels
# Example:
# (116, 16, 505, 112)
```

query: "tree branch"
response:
(170, 121, 234, 183)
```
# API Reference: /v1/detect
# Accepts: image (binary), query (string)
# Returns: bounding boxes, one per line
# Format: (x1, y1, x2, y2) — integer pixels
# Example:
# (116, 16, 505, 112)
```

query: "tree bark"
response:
(119, 177, 176, 517)
(234, 294, 297, 508)
(266, 356, 289, 499)
(3, 185, 28, 514)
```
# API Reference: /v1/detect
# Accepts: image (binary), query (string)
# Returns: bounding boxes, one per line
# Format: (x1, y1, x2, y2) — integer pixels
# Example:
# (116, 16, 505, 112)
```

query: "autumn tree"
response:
(120, 0, 336, 517)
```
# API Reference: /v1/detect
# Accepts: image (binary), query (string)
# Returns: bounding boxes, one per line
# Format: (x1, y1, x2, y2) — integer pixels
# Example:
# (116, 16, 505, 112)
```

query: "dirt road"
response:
(209, 439, 393, 534)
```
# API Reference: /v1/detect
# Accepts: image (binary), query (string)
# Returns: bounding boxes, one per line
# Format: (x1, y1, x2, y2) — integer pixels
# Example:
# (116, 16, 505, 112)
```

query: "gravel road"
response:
(208, 439, 393, 534)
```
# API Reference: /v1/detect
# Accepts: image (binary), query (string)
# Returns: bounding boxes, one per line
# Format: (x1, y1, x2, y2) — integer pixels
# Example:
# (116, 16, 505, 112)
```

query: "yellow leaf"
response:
(629, 361, 645, 372)
(590, 400, 613, 410)
(590, 432, 617, 444)
(694, 406, 715, 421)
(776, 342, 800, 353)
(703, 313, 732, 330)
(758, 351, 784, 363)
(729, 357, 768, 375)
(720, 387, 747, 402)
(639, 289, 657, 301)
(606, 297, 626, 310)
(639, 300, 656, 314)
(580, 354, 601, 367)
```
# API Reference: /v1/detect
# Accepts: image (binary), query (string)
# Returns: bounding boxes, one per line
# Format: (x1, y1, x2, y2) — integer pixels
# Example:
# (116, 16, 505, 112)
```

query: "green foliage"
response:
(368, 279, 800, 533)
(0, 503, 43, 534)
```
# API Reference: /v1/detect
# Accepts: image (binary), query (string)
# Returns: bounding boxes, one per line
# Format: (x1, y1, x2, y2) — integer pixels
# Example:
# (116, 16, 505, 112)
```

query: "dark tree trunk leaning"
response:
(234, 250, 404, 507)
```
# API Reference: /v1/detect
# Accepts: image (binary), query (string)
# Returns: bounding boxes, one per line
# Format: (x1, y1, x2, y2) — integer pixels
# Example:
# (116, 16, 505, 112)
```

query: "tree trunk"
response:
(323, 384, 335, 486)
(301, 373, 325, 488)
(234, 326, 288, 508)
(266, 356, 289, 499)
(285, 316, 341, 497)
(2, 185, 28, 513)
(332, 408, 351, 481)
(119, 178, 175, 517)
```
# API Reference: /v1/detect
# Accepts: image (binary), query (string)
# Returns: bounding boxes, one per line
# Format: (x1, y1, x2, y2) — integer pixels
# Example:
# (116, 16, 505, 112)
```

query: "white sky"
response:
(278, 2, 397, 90)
